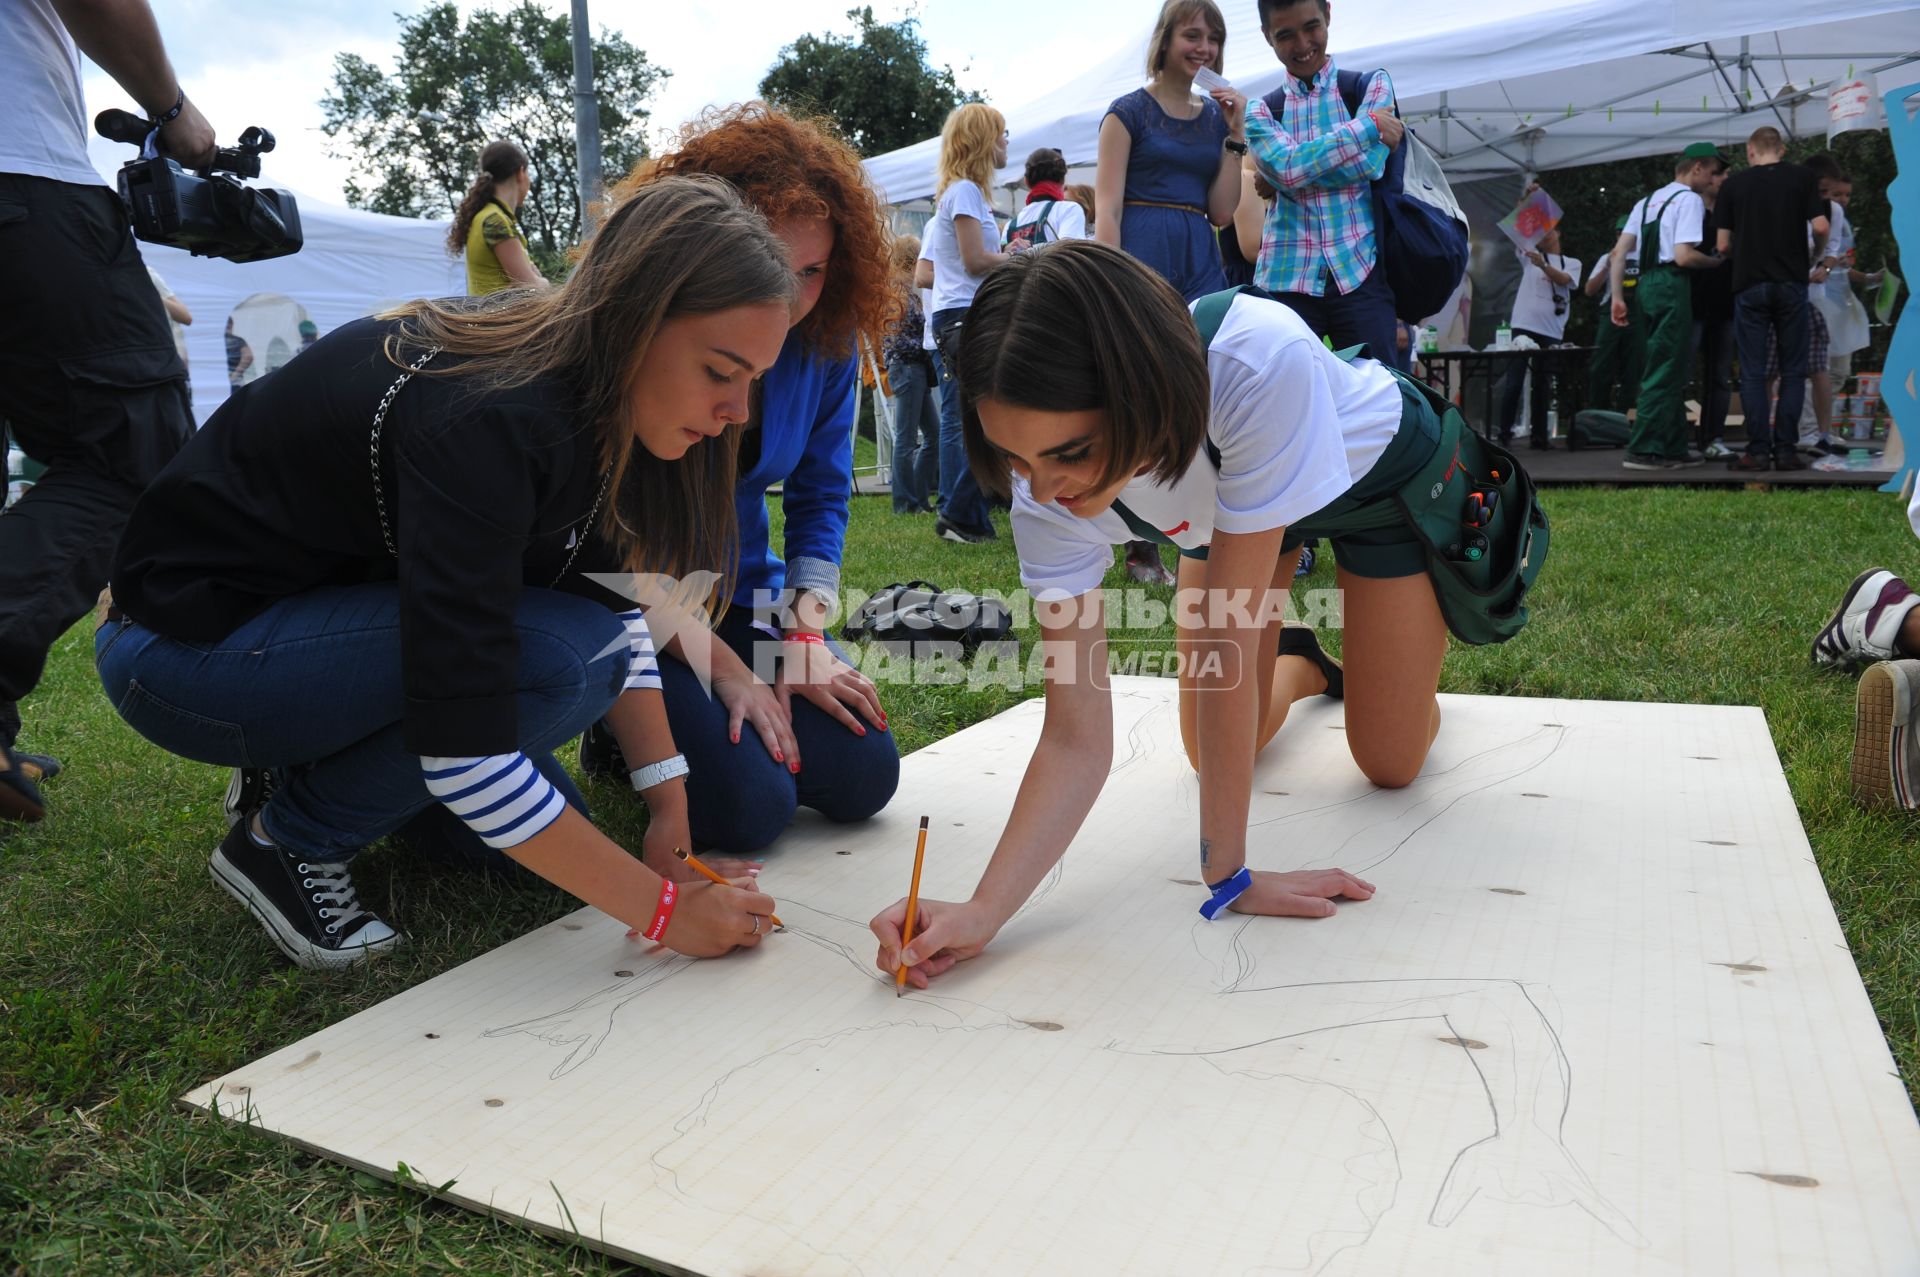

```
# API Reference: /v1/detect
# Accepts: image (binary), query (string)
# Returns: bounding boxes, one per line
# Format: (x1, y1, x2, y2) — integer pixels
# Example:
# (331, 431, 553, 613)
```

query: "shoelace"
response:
(297, 862, 369, 935)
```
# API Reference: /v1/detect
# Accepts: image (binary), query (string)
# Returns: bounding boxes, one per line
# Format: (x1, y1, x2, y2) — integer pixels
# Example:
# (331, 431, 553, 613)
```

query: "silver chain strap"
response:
(369, 346, 441, 558)
(369, 344, 614, 585)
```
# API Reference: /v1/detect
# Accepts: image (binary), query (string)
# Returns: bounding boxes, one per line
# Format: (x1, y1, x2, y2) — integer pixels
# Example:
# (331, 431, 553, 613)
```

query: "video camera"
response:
(95, 108, 302, 263)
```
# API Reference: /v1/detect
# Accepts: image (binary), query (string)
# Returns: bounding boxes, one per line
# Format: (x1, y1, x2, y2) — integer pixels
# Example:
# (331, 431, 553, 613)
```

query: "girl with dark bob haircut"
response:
(873, 240, 1523, 986)
(101, 176, 790, 970)
(584, 103, 903, 858)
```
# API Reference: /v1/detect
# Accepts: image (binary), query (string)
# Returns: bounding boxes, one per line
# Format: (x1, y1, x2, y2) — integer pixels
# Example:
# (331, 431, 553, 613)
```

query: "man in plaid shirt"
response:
(1245, 0, 1405, 367)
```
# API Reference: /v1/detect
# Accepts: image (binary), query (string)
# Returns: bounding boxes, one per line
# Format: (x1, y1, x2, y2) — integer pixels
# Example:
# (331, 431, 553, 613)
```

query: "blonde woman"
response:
(100, 178, 791, 968)
(917, 102, 1008, 544)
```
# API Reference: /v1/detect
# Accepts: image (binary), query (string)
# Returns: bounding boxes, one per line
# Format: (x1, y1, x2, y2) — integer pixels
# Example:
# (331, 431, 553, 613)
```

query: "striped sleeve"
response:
(420, 753, 566, 850)
(617, 609, 661, 691)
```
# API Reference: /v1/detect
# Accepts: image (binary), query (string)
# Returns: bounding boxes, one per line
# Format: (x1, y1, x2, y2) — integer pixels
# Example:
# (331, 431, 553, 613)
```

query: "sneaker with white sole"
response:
(1703, 439, 1735, 460)
(209, 818, 401, 969)
(1852, 660, 1920, 809)
(223, 766, 279, 827)
(1811, 568, 1920, 670)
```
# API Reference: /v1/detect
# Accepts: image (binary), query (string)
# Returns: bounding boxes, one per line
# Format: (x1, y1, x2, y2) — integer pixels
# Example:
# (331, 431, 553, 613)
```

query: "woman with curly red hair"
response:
(582, 103, 903, 856)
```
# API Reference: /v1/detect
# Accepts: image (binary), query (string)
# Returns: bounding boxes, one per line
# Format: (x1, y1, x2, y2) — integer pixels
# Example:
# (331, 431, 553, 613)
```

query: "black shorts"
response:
(0, 172, 191, 485)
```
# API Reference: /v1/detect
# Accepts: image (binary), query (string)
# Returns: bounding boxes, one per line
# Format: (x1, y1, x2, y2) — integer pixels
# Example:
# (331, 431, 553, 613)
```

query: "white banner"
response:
(1827, 76, 1883, 142)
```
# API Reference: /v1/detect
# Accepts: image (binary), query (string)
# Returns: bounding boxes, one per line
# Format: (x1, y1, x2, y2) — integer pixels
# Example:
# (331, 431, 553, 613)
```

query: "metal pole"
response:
(570, 0, 603, 235)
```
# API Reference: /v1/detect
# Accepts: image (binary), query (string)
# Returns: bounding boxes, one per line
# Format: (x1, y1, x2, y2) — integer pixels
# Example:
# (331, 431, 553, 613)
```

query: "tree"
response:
(321, 1, 667, 263)
(759, 7, 978, 157)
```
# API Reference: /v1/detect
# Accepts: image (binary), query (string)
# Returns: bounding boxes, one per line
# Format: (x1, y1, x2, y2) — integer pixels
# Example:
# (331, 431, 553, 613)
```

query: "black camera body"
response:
(96, 110, 302, 264)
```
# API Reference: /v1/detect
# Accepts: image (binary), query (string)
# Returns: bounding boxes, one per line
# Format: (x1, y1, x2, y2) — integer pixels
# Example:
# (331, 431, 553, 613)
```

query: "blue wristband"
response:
(1199, 866, 1253, 920)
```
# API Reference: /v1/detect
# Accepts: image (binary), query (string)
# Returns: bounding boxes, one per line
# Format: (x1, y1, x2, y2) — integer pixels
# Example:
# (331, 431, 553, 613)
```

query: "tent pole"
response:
(1439, 92, 1449, 157)
(570, 0, 603, 234)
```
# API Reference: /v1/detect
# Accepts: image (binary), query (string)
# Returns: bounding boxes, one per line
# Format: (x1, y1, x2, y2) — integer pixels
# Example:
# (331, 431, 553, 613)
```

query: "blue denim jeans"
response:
(1272, 262, 1407, 371)
(929, 307, 995, 535)
(1495, 326, 1558, 442)
(95, 584, 624, 861)
(1733, 281, 1809, 459)
(657, 608, 899, 853)
(885, 355, 940, 513)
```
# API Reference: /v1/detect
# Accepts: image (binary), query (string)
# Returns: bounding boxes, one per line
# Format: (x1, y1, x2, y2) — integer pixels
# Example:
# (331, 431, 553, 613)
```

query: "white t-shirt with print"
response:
(1623, 182, 1706, 268)
(1012, 294, 1404, 599)
(927, 180, 1001, 314)
(1508, 251, 1582, 339)
(1005, 197, 1088, 246)
(3, 0, 104, 186)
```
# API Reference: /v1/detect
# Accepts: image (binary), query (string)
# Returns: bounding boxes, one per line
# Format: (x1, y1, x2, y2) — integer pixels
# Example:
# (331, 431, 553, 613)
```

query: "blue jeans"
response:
(95, 584, 623, 861)
(1733, 282, 1809, 459)
(658, 609, 899, 853)
(886, 356, 940, 513)
(929, 307, 995, 535)
(1272, 263, 1407, 371)
(1495, 326, 1557, 442)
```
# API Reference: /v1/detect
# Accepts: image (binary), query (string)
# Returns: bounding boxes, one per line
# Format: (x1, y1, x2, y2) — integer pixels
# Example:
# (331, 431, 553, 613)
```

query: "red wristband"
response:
(643, 879, 678, 941)
(783, 632, 826, 645)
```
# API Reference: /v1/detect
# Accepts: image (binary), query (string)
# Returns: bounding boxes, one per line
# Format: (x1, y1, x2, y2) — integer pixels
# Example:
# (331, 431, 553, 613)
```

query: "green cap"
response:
(1681, 141, 1725, 166)
(298, 319, 318, 337)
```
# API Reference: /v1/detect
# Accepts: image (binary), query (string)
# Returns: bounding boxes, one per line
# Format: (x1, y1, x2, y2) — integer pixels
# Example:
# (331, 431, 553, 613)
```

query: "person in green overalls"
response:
(1605, 142, 1727, 470)
(1584, 213, 1643, 412)
(450, 140, 551, 296)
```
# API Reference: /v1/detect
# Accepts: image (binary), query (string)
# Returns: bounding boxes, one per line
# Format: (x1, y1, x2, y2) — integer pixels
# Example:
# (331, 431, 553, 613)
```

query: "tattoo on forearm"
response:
(1200, 838, 1211, 872)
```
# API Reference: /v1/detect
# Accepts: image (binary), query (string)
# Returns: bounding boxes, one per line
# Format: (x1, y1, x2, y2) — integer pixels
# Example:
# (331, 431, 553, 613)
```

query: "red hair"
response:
(610, 103, 901, 355)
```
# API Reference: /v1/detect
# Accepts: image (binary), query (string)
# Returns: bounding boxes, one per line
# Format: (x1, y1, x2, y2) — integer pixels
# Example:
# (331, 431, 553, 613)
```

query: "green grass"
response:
(3, 485, 1917, 1273)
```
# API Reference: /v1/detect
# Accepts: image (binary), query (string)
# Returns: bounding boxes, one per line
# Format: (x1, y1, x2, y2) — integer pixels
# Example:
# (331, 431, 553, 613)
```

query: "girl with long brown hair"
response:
(98, 177, 790, 969)
(581, 103, 903, 856)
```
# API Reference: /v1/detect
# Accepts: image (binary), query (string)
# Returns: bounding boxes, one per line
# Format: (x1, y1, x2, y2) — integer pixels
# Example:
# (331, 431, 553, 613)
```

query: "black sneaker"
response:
(1729, 453, 1772, 473)
(1772, 451, 1809, 472)
(577, 718, 628, 779)
(16, 752, 60, 783)
(209, 818, 400, 969)
(223, 766, 279, 827)
(0, 744, 46, 822)
(1278, 623, 1344, 700)
(934, 516, 995, 544)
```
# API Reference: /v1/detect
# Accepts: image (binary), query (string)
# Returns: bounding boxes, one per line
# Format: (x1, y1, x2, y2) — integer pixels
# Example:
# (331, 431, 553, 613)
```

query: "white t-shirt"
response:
(927, 180, 1001, 313)
(1624, 182, 1705, 267)
(1508, 251, 1583, 340)
(3, 0, 104, 186)
(1013, 294, 1403, 598)
(1819, 201, 1855, 302)
(1005, 197, 1088, 246)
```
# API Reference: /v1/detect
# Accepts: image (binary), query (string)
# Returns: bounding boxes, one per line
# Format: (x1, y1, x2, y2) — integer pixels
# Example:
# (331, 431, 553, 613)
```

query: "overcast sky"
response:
(81, 0, 1116, 206)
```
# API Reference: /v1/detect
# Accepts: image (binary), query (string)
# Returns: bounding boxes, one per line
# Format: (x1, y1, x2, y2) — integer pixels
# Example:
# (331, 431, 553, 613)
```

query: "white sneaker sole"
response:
(1853, 660, 1919, 810)
(210, 847, 402, 970)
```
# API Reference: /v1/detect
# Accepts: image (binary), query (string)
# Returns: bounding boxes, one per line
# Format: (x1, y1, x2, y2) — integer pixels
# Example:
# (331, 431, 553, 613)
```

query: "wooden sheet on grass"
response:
(185, 679, 1920, 1276)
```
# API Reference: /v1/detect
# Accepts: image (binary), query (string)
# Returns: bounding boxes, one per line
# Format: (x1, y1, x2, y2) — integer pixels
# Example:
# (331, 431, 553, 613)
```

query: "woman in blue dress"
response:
(1093, 0, 1245, 304)
(1096, 0, 1246, 585)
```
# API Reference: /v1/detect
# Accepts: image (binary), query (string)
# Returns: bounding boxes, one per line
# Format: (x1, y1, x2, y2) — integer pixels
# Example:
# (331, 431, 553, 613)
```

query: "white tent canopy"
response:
(863, 0, 1918, 204)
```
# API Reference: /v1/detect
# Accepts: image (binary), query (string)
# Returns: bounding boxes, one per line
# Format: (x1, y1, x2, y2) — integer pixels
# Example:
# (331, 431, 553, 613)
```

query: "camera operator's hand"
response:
(157, 96, 216, 172)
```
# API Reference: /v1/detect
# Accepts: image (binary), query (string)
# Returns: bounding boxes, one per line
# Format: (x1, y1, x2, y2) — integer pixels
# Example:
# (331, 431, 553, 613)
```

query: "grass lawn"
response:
(3, 484, 1916, 1273)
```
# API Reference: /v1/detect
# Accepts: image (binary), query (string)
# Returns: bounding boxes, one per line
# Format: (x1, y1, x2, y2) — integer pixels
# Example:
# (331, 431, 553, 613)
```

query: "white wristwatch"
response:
(630, 753, 690, 793)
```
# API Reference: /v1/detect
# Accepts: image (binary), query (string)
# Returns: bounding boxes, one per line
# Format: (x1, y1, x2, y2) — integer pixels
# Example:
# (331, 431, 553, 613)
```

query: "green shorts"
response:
(1279, 371, 1443, 579)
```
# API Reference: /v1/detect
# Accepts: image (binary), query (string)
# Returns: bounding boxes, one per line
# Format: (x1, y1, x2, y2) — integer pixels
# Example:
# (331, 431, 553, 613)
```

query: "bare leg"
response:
(1338, 565, 1448, 788)
(1900, 607, 1920, 659)
(1177, 547, 1315, 771)
(1812, 369, 1834, 440)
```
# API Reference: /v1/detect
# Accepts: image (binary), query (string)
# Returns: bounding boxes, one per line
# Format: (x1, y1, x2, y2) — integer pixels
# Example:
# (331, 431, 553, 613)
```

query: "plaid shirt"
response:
(1246, 60, 1394, 297)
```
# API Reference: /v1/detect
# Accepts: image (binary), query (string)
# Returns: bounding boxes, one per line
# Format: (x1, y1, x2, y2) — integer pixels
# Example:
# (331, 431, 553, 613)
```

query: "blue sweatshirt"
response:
(733, 331, 856, 609)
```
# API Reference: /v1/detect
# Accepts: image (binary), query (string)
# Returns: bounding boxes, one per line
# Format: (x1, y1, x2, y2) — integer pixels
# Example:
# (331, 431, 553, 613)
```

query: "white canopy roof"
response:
(864, 0, 1919, 204)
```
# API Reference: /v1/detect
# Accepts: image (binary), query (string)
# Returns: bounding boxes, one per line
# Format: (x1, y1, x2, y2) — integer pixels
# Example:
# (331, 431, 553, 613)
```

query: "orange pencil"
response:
(895, 815, 931, 996)
(675, 848, 781, 929)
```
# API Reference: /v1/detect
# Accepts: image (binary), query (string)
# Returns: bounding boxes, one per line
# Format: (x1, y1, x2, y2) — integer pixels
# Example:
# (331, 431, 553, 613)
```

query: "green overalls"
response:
(1627, 191, 1694, 461)
(1587, 271, 1644, 412)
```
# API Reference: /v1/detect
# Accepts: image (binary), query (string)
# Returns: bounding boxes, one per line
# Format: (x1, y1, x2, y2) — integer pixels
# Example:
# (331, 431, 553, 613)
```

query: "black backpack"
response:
(841, 581, 1013, 655)
(1263, 69, 1469, 322)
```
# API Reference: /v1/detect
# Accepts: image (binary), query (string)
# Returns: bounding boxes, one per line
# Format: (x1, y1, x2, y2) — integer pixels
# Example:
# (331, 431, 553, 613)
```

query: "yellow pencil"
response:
(896, 816, 930, 996)
(675, 848, 781, 929)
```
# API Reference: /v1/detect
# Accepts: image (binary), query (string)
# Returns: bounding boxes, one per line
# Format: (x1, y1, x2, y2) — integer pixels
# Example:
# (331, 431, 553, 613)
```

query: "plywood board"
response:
(185, 679, 1920, 1276)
